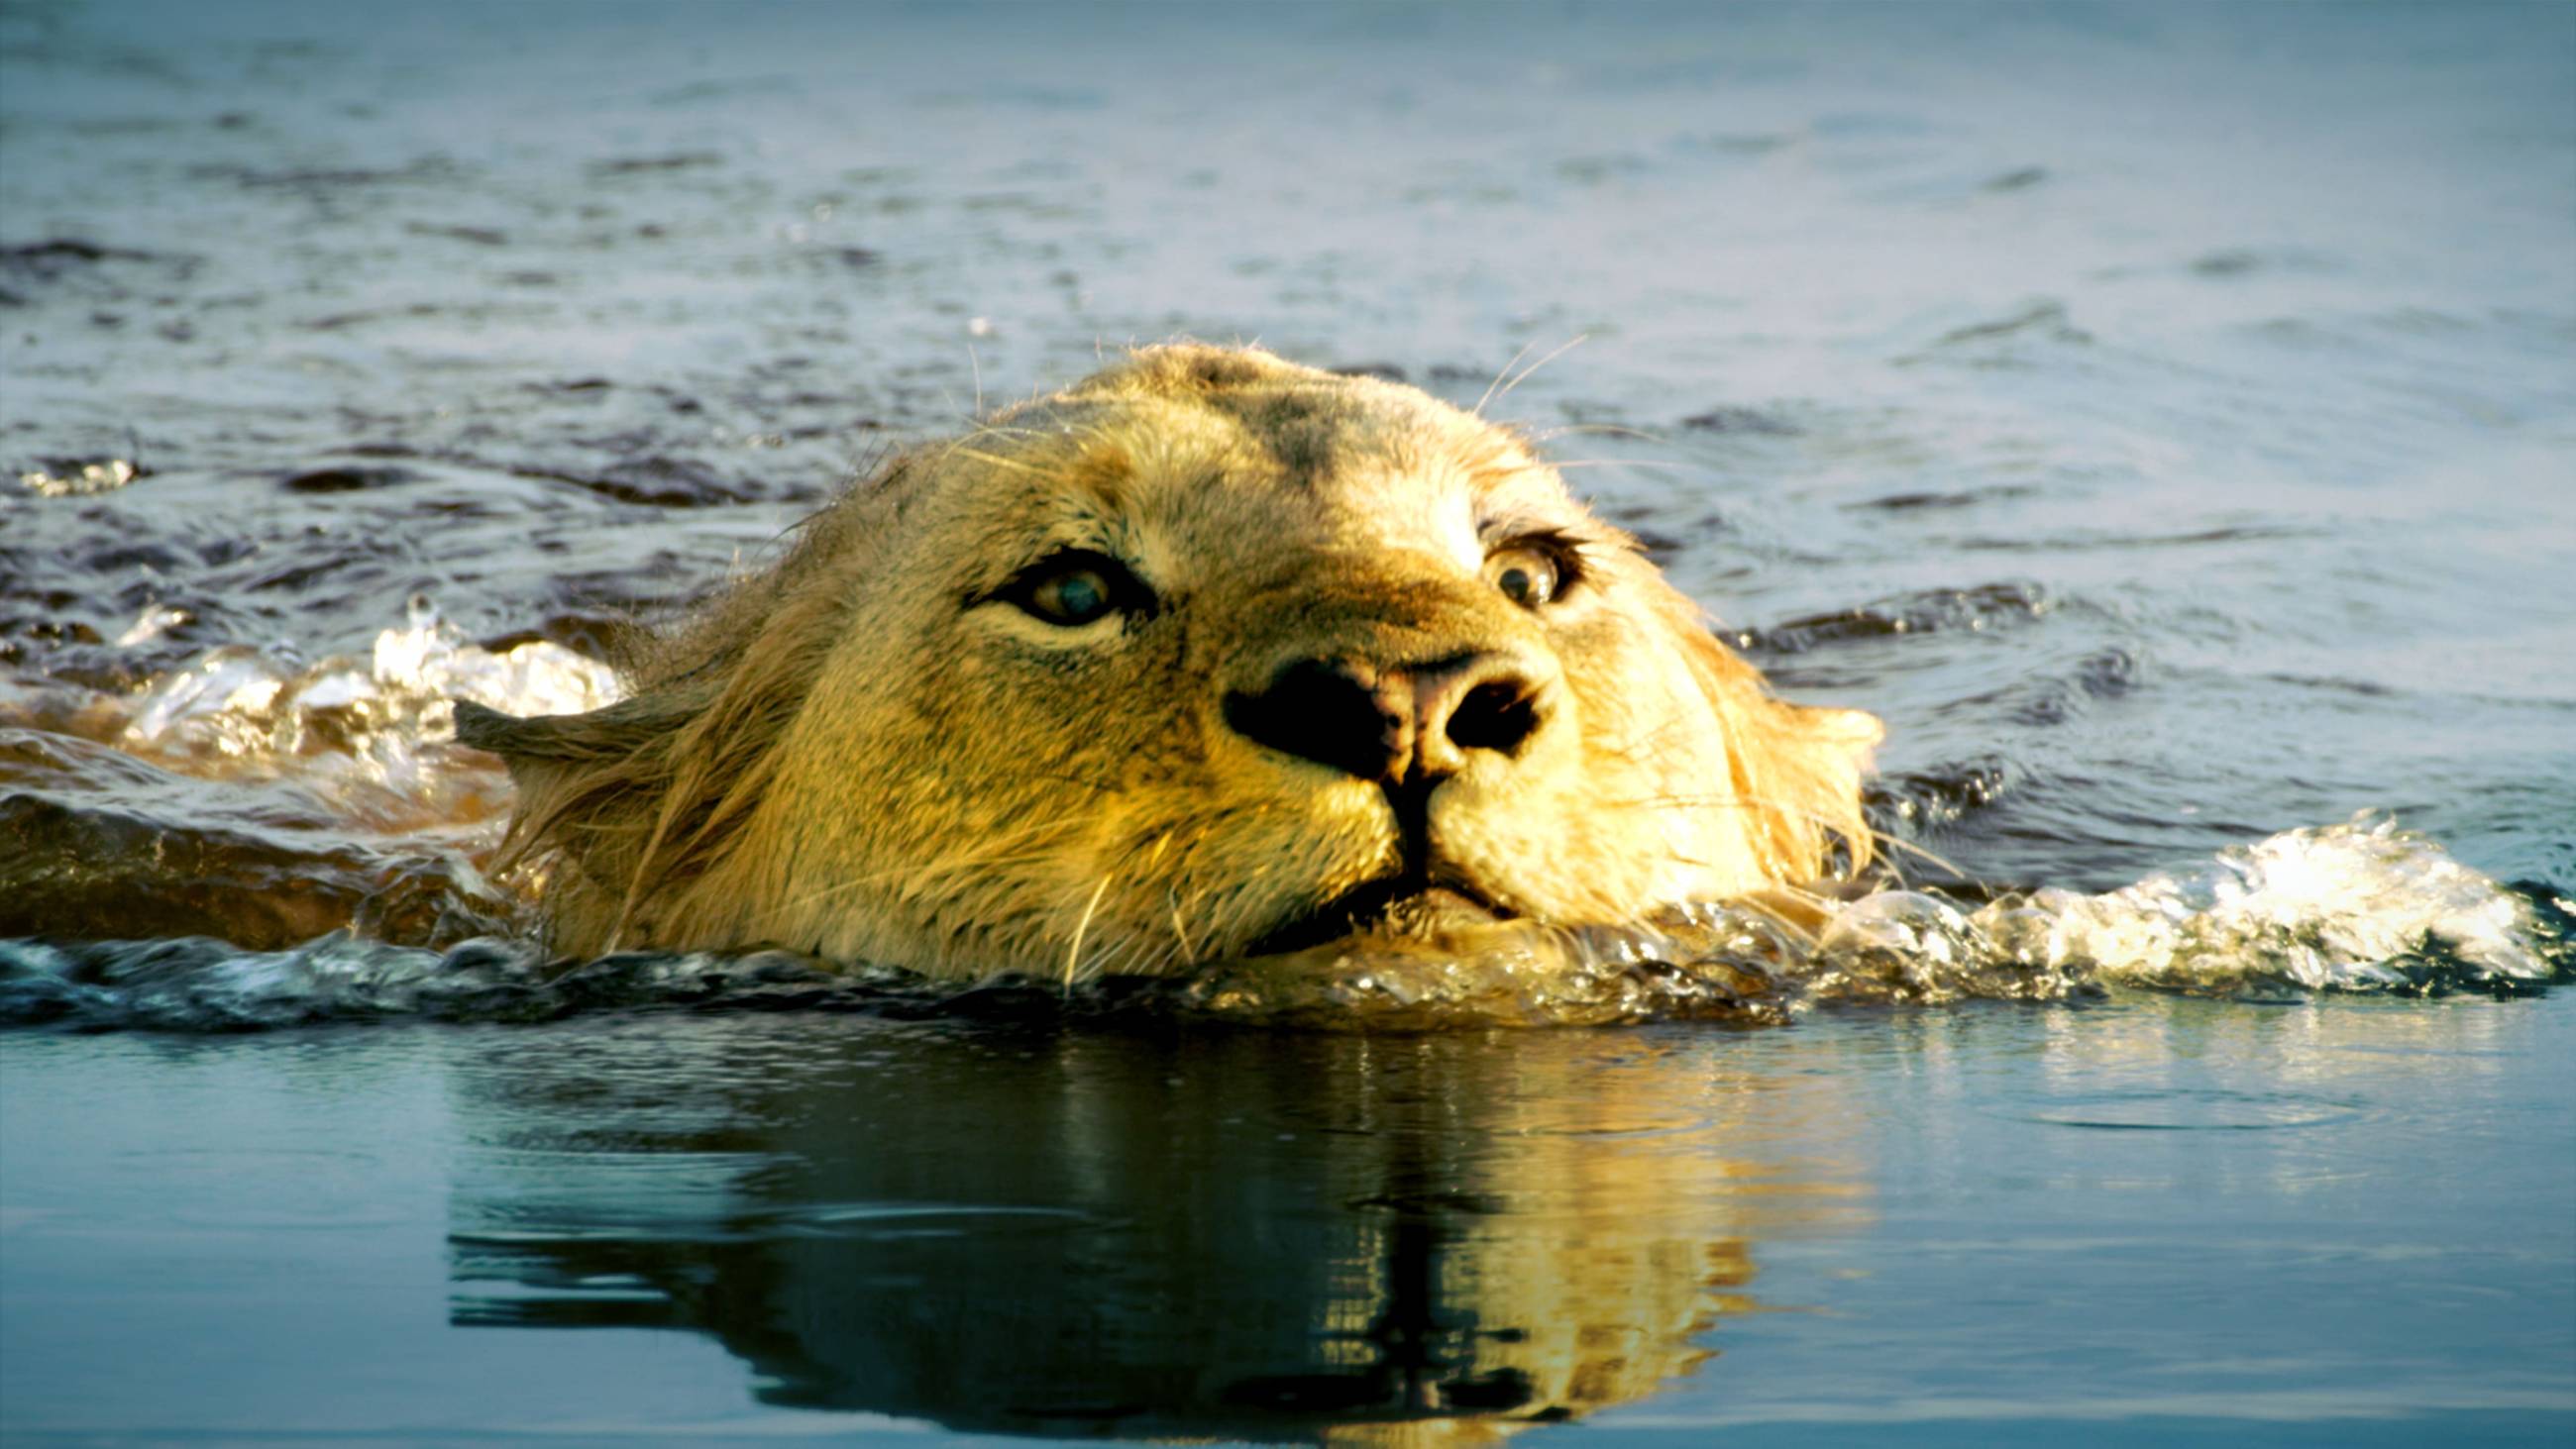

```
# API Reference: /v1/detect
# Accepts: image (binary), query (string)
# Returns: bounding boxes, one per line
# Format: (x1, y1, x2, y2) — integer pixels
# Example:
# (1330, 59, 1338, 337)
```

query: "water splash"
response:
(116, 594, 617, 825)
(3, 815, 2562, 1033)
(0, 598, 620, 949)
(18, 458, 141, 498)
(2020, 814, 2554, 994)
(1147, 815, 2567, 1024)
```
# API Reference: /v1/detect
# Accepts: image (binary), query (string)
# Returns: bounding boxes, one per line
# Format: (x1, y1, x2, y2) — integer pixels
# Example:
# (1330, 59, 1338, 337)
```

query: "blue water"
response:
(5, 997, 2571, 1443)
(3, 0, 2573, 1441)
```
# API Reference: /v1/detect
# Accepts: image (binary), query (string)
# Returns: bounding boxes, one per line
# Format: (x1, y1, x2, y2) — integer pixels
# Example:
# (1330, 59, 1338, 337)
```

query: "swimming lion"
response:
(457, 344, 1879, 978)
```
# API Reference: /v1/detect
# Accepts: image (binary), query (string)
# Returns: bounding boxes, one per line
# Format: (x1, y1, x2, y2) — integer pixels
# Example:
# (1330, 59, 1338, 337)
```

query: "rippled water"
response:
(4, 0, 2573, 1442)
(6, 813, 2567, 1034)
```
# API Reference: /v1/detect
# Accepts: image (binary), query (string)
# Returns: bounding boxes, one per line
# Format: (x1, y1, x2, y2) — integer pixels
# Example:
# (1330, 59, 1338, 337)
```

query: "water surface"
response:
(7, 997, 2572, 1443)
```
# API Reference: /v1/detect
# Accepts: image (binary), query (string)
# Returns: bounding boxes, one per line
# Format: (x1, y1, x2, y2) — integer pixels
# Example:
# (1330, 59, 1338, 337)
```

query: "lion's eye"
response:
(1030, 569, 1110, 624)
(1483, 545, 1562, 608)
(1001, 551, 1149, 627)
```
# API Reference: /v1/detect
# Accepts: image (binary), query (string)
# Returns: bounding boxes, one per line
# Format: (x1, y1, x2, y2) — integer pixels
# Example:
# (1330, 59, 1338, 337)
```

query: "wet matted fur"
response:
(458, 344, 1878, 977)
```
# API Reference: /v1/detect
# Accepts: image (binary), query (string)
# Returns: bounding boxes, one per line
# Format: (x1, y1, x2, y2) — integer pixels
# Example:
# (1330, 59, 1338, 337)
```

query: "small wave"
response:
(1730, 581, 2053, 654)
(3, 816, 2562, 1033)
(1842, 484, 2039, 512)
(17, 457, 143, 498)
(0, 599, 619, 949)
(115, 594, 617, 819)
(1867, 757, 2014, 829)
(1897, 299, 2094, 366)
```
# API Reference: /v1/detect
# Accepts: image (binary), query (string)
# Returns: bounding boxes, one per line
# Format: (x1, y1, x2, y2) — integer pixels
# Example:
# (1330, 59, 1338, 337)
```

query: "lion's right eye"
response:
(999, 551, 1151, 627)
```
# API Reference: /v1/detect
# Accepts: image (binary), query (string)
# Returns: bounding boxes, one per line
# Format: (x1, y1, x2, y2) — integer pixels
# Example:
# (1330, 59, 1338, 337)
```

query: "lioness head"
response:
(459, 345, 1878, 978)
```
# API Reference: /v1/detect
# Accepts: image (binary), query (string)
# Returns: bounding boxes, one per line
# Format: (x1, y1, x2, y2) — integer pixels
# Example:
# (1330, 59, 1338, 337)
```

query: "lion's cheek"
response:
(1427, 769, 1626, 923)
(717, 655, 1068, 961)
(1102, 775, 1401, 962)
(1470, 625, 1766, 917)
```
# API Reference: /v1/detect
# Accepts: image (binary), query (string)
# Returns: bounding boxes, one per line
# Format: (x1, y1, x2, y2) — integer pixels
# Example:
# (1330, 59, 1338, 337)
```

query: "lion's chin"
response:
(1242, 878, 1516, 959)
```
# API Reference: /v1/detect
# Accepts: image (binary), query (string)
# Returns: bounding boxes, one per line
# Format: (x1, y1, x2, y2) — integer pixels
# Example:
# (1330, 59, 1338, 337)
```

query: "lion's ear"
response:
(455, 695, 686, 773)
(451, 629, 820, 951)
(451, 691, 708, 898)
(1666, 615, 1880, 882)
(1780, 700, 1883, 762)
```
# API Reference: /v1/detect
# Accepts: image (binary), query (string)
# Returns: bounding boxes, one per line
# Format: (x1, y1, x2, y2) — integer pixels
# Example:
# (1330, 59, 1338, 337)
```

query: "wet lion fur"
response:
(457, 344, 1878, 976)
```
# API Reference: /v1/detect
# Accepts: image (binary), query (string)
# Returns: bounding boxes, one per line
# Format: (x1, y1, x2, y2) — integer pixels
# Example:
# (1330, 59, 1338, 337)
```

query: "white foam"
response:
(116, 596, 621, 825)
(2030, 812, 2549, 991)
(1179, 814, 2559, 1023)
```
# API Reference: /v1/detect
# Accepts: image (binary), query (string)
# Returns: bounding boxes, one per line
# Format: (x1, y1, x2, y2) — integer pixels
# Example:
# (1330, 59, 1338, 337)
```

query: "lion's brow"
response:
(1170, 382, 1351, 492)
(1477, 502, 1585, 540)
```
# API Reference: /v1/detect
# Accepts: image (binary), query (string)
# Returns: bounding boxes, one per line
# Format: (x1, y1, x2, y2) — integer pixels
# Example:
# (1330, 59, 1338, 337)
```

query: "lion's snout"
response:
(1221, 649, 1551, 785)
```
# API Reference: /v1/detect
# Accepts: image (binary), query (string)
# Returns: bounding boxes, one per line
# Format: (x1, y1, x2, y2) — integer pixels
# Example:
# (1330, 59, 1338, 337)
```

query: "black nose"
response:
(1221, 652, 1545, 783)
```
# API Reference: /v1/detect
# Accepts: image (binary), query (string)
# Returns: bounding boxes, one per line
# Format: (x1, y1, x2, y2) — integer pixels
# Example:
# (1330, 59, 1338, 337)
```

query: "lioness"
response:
(459, 345, 1878, 978)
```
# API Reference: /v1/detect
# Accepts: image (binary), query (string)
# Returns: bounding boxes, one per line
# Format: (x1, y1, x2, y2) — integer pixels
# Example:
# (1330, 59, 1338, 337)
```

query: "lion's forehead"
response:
(954, 378, 1572, 584)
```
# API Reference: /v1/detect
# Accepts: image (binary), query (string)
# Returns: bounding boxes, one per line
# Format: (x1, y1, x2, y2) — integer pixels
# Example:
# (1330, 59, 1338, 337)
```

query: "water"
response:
(3, 0, 2573, 1440)
(6, 1002, 2572, 1443)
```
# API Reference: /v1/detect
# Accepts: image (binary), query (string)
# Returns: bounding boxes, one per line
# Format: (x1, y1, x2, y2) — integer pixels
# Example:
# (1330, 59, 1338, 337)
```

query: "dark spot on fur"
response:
(1332, 362, 1408, 382)
(1267, 419, 1334, 479)
(1191, 354, 1262, 388)
(1064, 443, 1133, 504)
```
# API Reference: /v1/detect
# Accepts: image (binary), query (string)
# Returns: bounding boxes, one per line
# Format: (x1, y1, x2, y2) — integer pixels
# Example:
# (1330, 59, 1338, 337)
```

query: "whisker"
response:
(1540, 460, 1682, 476)
(942, 446, 1054, 479)
(1064, 872, 1116, 993)
(1604, 784, 1892, 889)
(762, 822, 1084, 920)
(1493, 333, 1589, 406)
(1168, 891, 1200, 970)
(1537, 459, 1715, 481)
(1473, 340, 1539, 417)
(1735, 883, 1836, 942)
(1868, 830, 1972, 887)
(1527, 421, 1676, 445)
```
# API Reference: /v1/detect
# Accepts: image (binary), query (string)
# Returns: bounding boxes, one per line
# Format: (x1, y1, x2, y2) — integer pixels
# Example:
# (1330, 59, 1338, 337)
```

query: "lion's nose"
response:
(1221, 652, 1546, 783)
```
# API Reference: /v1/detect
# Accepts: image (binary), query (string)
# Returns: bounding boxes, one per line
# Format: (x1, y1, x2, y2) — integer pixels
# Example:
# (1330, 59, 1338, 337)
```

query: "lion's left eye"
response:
(1483, 545, 1562, 608)
(1028, 568, 1112, 624)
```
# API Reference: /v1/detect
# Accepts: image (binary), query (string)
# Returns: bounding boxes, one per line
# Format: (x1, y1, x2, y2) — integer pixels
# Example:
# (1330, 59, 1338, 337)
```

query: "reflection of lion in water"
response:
(450, 1023, 1866, 1442)
(459, 345, 1878, 976)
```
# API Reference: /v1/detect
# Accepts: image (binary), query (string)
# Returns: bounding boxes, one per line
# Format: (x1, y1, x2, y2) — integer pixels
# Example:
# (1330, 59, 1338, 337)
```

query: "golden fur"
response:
(458, 344, 1878, 976)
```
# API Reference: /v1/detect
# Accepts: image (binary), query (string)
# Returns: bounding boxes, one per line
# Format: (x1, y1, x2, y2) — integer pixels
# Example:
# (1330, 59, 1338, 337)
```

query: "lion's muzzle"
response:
(1221, 650, 1548, 787)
